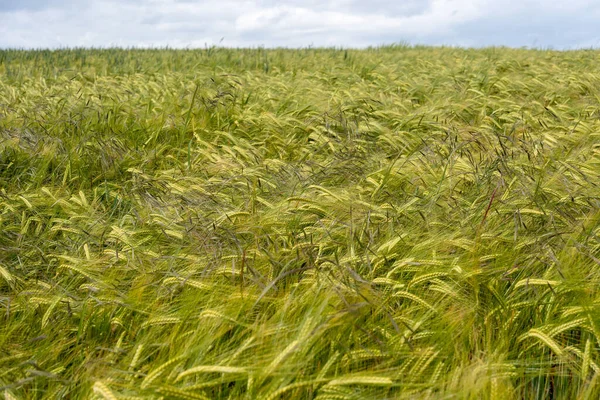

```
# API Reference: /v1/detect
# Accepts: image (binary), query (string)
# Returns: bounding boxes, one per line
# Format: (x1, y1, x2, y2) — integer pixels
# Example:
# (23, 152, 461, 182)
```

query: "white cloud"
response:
(235, 1, 483, 36)
(0, 0, 598, 49)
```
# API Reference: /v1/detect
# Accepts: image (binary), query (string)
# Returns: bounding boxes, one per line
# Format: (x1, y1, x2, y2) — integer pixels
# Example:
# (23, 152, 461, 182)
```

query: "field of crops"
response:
(1, 46, 599, 399)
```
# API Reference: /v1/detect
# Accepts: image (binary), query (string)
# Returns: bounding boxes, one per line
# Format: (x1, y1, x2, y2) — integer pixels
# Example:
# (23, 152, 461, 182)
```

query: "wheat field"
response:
(1, 46, 600, 399)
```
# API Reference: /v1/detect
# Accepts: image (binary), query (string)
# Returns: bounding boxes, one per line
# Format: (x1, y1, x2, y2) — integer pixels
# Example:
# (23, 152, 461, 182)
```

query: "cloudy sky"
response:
(1, 0, 599, 49)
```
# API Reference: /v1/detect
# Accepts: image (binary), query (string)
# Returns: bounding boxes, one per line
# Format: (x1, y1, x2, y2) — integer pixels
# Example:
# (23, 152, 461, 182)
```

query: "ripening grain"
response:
(1, 46, 599, 399)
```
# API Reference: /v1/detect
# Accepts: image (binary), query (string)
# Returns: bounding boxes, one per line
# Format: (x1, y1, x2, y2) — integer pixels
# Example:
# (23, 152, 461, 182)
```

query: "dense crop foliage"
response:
(1, 46, 600, 399)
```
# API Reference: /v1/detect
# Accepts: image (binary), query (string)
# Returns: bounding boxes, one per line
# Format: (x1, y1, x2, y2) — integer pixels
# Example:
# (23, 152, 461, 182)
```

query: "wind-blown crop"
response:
(1, 46, 599, 399)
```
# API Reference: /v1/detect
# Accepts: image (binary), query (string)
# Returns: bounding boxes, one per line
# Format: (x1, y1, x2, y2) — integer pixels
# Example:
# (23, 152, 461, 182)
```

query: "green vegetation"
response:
(1, 46, 599, 399)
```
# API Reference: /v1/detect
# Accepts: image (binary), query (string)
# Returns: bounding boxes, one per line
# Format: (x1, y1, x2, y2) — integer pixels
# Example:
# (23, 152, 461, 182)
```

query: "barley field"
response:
(1, 46, 600, 399)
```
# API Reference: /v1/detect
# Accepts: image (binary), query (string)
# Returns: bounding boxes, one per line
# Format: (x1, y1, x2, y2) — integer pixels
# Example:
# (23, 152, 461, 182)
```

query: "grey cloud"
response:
(0, 0, 75, 11)
(447, 11, 600, 48)
(0, 0, 598, 49)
